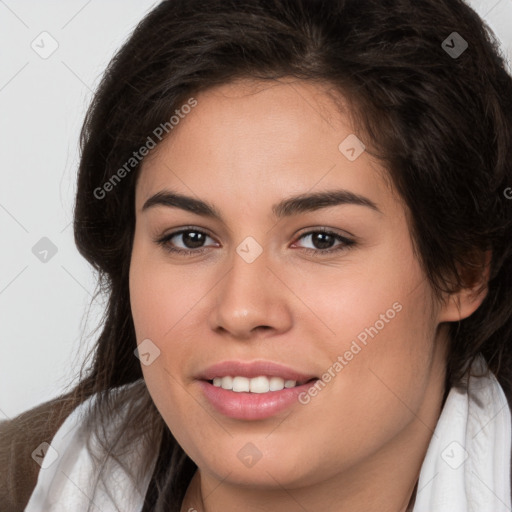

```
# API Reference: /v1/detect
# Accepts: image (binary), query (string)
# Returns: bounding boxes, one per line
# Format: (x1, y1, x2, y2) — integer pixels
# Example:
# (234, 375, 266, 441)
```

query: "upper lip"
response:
(196, 360, 318, 384)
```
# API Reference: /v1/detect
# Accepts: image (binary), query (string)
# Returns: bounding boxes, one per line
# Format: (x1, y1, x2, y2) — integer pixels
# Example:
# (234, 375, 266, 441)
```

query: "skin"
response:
(129, 78, 488, 512)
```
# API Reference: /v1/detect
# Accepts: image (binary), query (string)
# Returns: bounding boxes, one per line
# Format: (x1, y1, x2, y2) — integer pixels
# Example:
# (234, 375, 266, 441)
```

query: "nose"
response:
(208, 245, 293, 340)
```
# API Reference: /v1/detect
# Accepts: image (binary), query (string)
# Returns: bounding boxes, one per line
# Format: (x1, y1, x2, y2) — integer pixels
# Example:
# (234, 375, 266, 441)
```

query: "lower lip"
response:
(198, 379, 318, 420)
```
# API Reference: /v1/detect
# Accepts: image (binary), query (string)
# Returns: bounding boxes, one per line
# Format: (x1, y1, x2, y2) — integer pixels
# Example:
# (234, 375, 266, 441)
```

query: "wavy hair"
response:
(45, 0, 512, 509)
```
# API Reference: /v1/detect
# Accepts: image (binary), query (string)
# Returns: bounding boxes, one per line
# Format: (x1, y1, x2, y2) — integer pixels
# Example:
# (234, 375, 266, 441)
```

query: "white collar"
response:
(26, 355, 511, 511)
(412, 355, 512, 511)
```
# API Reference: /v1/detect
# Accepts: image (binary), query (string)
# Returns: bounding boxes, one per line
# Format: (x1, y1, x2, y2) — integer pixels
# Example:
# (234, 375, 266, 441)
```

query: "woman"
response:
(2, 0, 512, 510)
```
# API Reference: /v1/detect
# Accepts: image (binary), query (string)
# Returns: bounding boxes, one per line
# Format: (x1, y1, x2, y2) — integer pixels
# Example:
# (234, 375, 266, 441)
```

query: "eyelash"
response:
(155, 227, 356, 257)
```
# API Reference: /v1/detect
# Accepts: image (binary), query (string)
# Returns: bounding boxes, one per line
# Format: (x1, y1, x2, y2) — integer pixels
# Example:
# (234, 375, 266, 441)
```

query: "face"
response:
(129, 78, 451, 492)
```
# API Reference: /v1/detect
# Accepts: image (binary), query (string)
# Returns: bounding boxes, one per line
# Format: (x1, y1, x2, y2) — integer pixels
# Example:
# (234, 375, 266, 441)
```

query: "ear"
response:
(438, 250, 492, 322)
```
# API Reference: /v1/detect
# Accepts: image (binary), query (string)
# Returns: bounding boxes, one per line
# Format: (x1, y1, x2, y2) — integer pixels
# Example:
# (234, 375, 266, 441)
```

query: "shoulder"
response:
(21, 380, 158, 512)
(0, 395, 78, 512)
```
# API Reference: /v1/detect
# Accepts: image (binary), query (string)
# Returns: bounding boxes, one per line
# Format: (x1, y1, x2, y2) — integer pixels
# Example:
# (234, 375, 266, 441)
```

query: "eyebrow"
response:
(141, 188, 381, 219)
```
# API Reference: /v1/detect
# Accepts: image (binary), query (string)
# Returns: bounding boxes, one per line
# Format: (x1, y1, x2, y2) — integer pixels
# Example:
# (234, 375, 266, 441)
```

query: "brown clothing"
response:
(0, 397, 77, 512)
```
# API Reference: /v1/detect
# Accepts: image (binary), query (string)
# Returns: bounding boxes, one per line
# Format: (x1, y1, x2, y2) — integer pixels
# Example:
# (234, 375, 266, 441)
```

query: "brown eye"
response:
(293, 229, 355, 256)
(176, 230, 208, 249)
(156, 228, 217, 255)
(308, 232, 336, 250)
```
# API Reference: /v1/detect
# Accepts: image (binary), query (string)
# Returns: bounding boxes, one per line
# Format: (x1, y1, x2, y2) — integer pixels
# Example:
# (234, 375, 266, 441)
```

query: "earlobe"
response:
(439, 285, 488, 322)
(438, 250, 491, 323)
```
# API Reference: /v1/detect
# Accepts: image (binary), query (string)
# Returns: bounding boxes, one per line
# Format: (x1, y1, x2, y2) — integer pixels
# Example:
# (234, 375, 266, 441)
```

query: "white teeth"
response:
(232, 376, 250, 392)
(250, 376, 269, 393)
(269, 376, 285, 391)
(219, 376, 233, 390)
(211, 375, 299, 392)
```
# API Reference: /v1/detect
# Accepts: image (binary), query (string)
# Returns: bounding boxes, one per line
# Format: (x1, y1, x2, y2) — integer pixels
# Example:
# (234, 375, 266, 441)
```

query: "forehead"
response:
(136, 78, 397, 216)
(188, 77, 351, 129)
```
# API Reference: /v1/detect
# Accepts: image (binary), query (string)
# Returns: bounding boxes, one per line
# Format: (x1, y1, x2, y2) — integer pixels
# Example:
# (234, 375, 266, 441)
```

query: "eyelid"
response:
(291, 228, 355, 254)
(155, 226, 356, 256)
(293, 225, 356, 241)
(155, 227, 218, 250)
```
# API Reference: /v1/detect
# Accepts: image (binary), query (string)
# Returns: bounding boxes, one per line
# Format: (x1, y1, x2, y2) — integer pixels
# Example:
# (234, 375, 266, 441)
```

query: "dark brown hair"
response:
(26, 0, 512, 510)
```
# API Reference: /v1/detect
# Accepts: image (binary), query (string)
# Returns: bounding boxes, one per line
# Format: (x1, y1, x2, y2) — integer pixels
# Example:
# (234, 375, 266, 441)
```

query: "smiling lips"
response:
(212, 375, 308, 393)
(196, 360, 319, 420)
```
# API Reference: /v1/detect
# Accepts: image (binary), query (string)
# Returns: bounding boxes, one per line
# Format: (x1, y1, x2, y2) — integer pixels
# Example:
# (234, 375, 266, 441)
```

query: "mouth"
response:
(195, 360, 320, 419)
(198, 376, 320, 420)
(196, 359, 318, 385)
(205, 375, 318, 393)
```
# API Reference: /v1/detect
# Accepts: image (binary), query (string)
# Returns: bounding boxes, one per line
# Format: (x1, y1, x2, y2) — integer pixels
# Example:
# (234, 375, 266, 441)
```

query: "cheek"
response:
(296, 246, 438, 444)
(129, 236, 204, 341)
(128, 236, 213, 437)
(321, 285, 437, 451)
